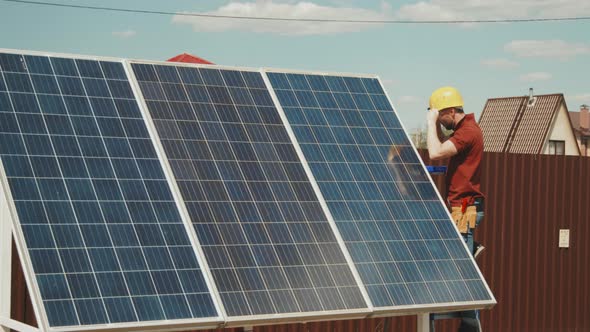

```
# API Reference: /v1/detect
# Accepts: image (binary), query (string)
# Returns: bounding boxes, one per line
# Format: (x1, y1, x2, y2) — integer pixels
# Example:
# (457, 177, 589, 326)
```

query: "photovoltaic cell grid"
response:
(0, 52, 217, 327)
(267, 72, 492, 308)
(131, 62, 367, 317)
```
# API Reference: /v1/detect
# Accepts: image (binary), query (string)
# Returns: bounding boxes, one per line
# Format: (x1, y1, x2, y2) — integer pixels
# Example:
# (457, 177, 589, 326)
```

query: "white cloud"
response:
(395, 0, 590, 22)
(504, 40, 590, 60)
(481, 58, 519, 69)
(395, 1, 464, 22)
(381, 78, 398, 86)
(112, 30, 137, 39)
(398, 95, 420, 103)
(519, 72, 552, 82)
(569, 93, 590, 102)
(172, 1, 590, 35)
(172, 1, 390, 35)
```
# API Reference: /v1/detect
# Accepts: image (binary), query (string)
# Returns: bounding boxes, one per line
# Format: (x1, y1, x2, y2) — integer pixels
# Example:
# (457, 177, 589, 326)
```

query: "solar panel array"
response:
(131, 62, 367, 318)
(0, 53, 218, 327)
(267, 72, 492, 308)
(0, 49, 493, 331)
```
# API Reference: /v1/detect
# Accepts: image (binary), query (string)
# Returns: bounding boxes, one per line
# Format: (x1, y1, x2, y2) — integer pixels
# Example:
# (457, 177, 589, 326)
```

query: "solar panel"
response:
(0, 48, 495, 330)
(0, 51, 220, 329)
(130, 62, 371, 321)
(265, 71, 494, 312)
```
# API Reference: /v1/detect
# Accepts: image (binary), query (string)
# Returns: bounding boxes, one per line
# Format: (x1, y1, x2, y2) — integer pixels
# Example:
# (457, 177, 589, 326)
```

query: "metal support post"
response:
(0, 189, 13, 332)
(417, 313, 430, 332)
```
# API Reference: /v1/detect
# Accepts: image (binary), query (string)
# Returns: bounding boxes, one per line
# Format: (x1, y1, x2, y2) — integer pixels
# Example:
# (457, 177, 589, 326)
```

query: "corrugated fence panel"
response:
(9, 151, 590, 331)
(255, 317, 416, 332)
(412, 151, 590, 332)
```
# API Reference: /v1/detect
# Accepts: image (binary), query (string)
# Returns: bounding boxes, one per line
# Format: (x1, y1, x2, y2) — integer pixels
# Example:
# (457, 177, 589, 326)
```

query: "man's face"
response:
(438, 108, 455, 130)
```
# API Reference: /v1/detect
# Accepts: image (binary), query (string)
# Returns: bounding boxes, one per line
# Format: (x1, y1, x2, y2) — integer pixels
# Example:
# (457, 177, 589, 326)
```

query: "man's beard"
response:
(442, 121, 454, 131)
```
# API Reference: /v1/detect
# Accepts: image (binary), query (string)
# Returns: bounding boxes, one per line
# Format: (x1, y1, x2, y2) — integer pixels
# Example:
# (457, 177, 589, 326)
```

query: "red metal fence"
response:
(421, 150, 590, 332)
(9, 151, 590, 331)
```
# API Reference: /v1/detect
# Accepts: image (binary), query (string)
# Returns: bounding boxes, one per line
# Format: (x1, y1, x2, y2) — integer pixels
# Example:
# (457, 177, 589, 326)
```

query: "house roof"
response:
(478, 96, 526, 153)
(569, 111, 590, 137)
(570, 111, 580, 129)
(167, 53, 214, 65)
(479, 93, 569, 154)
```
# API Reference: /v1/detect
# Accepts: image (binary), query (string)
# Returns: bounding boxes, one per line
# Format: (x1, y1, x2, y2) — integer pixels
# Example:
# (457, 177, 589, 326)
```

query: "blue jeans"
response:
(463, 209, 484, 254)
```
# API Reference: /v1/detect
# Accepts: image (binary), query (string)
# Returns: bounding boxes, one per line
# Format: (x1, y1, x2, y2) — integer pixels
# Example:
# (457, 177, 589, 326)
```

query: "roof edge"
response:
(485, 93, 565, 103)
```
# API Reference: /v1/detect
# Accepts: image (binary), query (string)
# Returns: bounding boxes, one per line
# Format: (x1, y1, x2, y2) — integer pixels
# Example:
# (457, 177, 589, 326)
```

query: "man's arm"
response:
(427, 109, 458, 160)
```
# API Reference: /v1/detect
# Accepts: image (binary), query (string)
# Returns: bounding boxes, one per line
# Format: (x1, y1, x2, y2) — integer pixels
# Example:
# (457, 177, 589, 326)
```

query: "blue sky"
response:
(1, 0, 589, 131)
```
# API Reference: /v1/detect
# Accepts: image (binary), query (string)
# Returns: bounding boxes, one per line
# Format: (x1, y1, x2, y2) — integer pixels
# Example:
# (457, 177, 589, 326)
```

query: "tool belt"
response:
(450, 197, 484, 233)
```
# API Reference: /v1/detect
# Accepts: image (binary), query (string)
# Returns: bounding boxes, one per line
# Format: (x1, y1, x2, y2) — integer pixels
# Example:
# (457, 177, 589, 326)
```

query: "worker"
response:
(426, 86, 485, 332)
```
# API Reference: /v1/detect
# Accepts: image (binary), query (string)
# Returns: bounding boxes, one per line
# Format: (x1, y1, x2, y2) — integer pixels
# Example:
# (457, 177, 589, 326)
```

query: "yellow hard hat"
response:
(429, 86, 464, 111)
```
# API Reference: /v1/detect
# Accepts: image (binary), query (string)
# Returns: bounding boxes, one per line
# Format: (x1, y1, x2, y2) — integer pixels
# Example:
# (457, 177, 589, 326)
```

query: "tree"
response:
(410, 126, 427, 149)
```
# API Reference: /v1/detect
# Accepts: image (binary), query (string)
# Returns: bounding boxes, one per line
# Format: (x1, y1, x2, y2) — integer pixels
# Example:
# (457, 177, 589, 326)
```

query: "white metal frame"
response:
(0, 168, 18, 332)
(0, 317, 40, 332)
(417, 313, 430, 332)
(0, 48, 496, 332)
(0, 171, 20, 332)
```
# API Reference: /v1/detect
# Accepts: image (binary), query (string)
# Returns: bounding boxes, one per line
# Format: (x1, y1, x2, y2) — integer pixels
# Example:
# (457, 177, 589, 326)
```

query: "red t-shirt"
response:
(446, 113, 484, 206)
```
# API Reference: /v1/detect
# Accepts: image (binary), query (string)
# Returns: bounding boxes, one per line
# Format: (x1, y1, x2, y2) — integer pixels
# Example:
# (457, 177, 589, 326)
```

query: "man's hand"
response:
(427, 108, 439, 125)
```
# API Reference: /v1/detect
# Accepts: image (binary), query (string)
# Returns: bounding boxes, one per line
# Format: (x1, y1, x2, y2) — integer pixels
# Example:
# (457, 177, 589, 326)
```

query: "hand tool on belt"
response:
(451, 197, 478, 233)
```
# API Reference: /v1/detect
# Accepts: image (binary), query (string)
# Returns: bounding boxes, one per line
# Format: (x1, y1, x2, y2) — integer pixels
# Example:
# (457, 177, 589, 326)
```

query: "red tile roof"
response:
(167, 53, 214, 65)
(569, 112, 590, 137)
(479, 94, 568, 154)
(570, 111, 580, 130)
